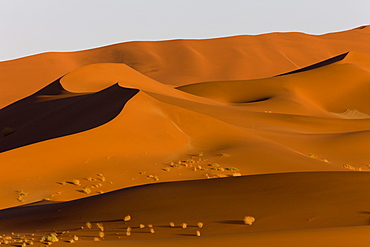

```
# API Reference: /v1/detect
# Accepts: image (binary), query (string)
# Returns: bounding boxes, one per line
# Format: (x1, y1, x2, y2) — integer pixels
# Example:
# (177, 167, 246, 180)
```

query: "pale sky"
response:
(0, 0, 369, 61)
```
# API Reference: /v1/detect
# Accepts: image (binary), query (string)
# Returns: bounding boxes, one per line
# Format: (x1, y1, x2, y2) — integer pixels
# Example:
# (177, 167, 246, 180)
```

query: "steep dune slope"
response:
(177, 51, 370, 114)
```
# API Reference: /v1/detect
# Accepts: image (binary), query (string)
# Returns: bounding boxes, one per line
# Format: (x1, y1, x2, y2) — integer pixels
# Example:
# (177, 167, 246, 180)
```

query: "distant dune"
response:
(0, 26, 370, 246)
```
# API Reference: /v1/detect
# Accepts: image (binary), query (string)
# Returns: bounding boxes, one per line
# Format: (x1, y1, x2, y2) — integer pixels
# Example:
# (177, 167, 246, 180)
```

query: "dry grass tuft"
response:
(71, 180, 81, 186)
(96, 223, 104, 232)
(86, 222, 92, 229)
(124, 215, 131, 222)
(244, 216, 255, 225)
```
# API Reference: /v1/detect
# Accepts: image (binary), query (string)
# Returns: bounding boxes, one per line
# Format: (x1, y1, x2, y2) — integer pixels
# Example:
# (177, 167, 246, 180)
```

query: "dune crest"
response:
(1, 26, 370, 108)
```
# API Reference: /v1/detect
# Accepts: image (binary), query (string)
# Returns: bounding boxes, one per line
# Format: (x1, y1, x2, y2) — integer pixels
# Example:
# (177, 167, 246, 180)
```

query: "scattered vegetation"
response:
(343, 164, 357, 171)
(163, 152, 240, 179)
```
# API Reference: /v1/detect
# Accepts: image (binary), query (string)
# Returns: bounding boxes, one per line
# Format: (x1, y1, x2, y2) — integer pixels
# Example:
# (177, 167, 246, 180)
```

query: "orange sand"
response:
(0, 26, 370, 246)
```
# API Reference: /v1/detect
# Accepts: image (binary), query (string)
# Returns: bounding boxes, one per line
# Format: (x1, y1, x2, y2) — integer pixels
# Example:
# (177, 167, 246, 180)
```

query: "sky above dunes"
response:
(0, 0, 369, 62)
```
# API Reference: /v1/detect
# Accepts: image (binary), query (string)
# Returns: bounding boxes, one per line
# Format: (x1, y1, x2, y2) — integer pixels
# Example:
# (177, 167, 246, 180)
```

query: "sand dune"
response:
(1, 26, 370, 246)
(1, 25, 370, 108)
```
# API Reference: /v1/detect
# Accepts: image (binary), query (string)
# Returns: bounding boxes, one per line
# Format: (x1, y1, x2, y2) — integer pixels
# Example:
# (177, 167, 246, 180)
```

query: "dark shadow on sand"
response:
(0, 78, 139, 153)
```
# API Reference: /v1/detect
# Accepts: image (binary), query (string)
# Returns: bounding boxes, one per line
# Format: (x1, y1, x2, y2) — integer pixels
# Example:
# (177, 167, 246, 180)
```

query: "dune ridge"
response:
(1, 26, 370, 108)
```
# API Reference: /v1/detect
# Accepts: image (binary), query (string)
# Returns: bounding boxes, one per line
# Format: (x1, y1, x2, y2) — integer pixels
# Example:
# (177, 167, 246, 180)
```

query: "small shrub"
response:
(197, 222, 203, 228)
(169, 222, 175, 227)
(86, 222, 92, 229)
(307, 153, 317, 159)
(80, 187, 91, 194)
(208, 163, 220, 167)
(2, 127, 14, 137)
(124, 215, 131, 222)
(181, 223, 187, 229)
(196, 230, 201, 237)
(96, 223, 104, 231)
(225, 167, 239, 171)
(244, 216, 255, 225)
(41, 233, 59, 243)
(71, 180, 81, 186)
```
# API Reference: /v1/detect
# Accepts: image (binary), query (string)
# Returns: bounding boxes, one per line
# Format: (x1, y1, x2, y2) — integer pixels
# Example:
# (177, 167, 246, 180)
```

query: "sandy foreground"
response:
(0, 26, 370, 246)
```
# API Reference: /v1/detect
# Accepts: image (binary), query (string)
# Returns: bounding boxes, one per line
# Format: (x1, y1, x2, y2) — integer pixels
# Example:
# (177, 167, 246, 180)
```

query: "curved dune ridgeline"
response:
(1, 27, 370, 246)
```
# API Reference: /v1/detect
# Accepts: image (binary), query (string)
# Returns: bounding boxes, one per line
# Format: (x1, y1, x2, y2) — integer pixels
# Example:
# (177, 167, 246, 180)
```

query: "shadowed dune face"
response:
(0, 79, 139, 152)
(1, 172, 370, 235)
(1, 27, 370, 246)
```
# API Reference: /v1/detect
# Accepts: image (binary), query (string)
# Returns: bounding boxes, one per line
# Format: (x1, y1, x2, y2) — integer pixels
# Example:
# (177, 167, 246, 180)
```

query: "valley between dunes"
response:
(1, 26, 370, 246)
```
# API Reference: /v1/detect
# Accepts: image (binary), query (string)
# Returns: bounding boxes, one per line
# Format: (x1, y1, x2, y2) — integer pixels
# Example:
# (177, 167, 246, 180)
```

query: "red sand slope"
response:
(0, 26, 370, 246)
